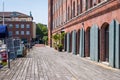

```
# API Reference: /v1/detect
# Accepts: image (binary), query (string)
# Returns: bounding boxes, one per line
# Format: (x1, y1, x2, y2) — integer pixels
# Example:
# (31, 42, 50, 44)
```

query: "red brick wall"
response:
(49, 0, 120, 55)
(0, 21, 33, 42)
(52, 0, 120, 33)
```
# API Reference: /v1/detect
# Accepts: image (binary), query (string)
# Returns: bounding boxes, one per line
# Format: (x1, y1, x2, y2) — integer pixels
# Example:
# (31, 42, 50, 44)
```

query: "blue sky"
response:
(0, 0, 48, 24)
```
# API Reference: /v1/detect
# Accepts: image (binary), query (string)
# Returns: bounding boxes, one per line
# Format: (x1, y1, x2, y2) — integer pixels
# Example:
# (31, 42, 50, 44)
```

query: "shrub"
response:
(58, 44, 63, 51)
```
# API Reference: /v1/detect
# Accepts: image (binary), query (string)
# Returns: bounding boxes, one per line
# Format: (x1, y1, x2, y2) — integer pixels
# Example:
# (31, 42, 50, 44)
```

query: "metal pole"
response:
(6, 38, 10, 69)
(8, 50, 10, 68)
(3, 2, 5, 25)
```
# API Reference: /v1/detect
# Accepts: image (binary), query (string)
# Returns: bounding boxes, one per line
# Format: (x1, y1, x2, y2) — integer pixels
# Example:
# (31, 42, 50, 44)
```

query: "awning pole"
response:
(3, 2, 4, 25)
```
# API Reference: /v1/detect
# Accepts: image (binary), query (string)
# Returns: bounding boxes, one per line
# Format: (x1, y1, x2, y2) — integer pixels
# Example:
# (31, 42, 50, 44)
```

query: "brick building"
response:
(48, 0, 120, 69)
(0, 12, 36, 43)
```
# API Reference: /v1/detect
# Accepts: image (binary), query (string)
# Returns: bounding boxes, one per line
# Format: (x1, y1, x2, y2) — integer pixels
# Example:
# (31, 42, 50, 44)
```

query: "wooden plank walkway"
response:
(0, 46, 120, 80)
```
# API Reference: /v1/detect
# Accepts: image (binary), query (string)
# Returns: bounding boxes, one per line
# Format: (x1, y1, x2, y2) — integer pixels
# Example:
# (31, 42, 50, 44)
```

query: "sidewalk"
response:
(0, 47, 120, 80)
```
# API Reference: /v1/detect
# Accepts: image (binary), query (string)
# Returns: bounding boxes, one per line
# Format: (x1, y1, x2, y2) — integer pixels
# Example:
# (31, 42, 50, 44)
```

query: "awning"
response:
(0, 25, 8, 38)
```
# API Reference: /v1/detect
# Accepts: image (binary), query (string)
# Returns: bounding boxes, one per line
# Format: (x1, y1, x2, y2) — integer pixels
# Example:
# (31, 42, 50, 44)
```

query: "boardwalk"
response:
(0, 46, 120, 80)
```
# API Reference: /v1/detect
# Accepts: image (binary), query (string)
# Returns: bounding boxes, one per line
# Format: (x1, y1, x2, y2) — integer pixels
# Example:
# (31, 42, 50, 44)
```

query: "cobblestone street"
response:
(0, 46, 120, 80)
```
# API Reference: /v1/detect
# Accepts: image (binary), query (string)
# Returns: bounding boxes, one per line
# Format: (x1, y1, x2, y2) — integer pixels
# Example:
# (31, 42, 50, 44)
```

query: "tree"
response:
(43, 36, 48, 45)
(36, 23, 48, 44)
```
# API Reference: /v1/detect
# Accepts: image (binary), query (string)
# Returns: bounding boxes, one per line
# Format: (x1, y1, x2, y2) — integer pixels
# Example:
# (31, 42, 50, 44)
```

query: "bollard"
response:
(8, 51, 10, 69)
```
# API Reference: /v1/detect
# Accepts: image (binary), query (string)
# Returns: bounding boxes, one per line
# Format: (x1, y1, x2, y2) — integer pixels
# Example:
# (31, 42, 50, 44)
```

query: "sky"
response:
(0, 0, 48, 25)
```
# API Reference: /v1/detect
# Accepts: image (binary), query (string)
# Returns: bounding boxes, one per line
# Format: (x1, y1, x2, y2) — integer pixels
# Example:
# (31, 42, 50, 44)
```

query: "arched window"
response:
(77, 0, 79, 15)
(90, 0, 93, 8)
(80, 0, 82, 13)
(86, 0, 88, 10)
(73, 1, 75, 17)
(68, 6, 70, 20)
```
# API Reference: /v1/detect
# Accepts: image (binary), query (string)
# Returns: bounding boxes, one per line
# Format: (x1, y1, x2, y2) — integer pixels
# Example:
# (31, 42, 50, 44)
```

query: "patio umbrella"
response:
(0, 25, 8, 38)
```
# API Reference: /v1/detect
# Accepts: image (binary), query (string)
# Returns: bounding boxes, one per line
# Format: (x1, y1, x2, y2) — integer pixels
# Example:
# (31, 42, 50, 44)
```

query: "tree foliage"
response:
(36, 23, 48, 44)
(43, 36, 48, 44)
(36, 23, 48, 38)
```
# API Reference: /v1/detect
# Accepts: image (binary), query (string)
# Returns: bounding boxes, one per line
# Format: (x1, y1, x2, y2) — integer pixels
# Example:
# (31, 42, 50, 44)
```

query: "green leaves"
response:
(36, 23, 48, 44)
(36, 23, 48, 39)
(52, 33, 60, 42)
(52, 32, 65, 49)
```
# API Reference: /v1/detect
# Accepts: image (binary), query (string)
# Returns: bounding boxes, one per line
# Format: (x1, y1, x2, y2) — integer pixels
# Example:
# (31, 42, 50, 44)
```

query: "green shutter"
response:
(79, 30, 81, 55)
(64, 34, 66, 51)
(115, 20, 120, 69)
(94, 25, 99, 62)
(90, 25, 95, 61)
(72, 31, 76, 54)
(109, 20, 115, 68)
(73, 30, 77, 54)
(72, 31, 74, 54)
(67, 33, 70, 53)
(80, 28, 84, 57)
(90, 25, 99, 62)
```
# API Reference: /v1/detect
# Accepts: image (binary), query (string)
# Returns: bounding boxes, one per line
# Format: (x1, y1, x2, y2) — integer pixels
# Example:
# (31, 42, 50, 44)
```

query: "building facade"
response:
(32, 22, 36, 39)
(0, 12, 36, 43)
(48, 0, 120, 69)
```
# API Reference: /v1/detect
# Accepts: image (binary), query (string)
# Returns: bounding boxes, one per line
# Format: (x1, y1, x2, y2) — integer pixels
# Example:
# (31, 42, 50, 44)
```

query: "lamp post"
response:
(2, 1, 5, 26)
(7, 49, 10, 68)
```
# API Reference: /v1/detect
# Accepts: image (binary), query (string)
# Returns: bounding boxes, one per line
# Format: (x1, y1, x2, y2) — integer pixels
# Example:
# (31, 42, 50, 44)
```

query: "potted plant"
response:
(52, 32, 65, 51)
(58, 44, 63, 52)
(52, 33, 60, 50)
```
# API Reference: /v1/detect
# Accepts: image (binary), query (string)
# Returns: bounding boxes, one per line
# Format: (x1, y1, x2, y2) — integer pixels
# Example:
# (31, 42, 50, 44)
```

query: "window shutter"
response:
(109, 20, 115, 68)
(115, 20, 120, 69)
(72, 30, 77, 54)
(67, 33, 70, 52)
(72, 31, 76, 54)
(90, 25, 99, 62)
(80, 28, 84, 57)
(90, 26, 94, 60)
(94, 25, 99, 62)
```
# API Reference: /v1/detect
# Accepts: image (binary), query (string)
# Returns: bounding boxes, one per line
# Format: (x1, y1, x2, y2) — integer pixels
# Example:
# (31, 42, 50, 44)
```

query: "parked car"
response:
(16, 43, 25, 57)
(14, 39, 25, 57)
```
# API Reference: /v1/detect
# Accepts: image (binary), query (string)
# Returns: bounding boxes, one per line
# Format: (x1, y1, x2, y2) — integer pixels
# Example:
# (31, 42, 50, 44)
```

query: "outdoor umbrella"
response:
(0, 25, 8, 38)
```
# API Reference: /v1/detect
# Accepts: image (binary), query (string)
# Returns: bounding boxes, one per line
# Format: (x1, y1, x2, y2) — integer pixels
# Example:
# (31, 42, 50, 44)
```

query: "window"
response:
(9, 31, 13, 37)
(90, 0, 93, 8)
(77, 2, 80, 15)
(9, 24, 13, 28)
(26, 24, 30, 28)
(73, 1, 75, 17)
(86, 0, 89, 10)
(80, 0, 83, 13)
(68, 6, 70, 20)
(21, 24, 24, 28)
(26, 31, 30, 35)
(21, 31, 24, 35)
(16, 31, 19, 35)
(16, 24, 19, 28)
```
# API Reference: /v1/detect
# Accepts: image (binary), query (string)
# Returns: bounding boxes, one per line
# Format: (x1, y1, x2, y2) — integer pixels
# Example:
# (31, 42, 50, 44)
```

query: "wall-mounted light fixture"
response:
(82, 22, 84, 29)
